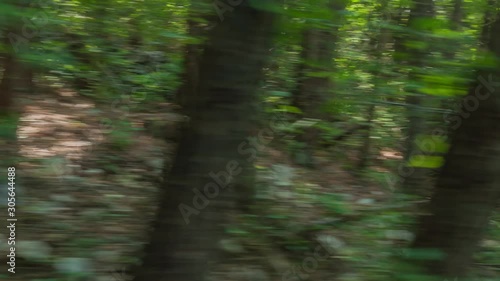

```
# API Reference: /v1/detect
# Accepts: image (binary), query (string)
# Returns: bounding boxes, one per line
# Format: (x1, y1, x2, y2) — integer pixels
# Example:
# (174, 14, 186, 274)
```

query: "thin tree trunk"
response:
(403, 0, 435, 159)
(132, 1, 277, 281)
(292, 0, 346, 118)
(442, 0, 463, 61)
(291, 0, 347, 168)
(66, 33, 92, 91)
(0, 5, 22, 115)
(129, 17, 143, 49)
(292, 28, 334, 118)
(450, 0, 463, 35)
(0, 54, 16, 114)
(18, 64, 35, 95)
(357, 103, 375, 169)
(358, 1, 390, 170)
(175, 1, 208, 114)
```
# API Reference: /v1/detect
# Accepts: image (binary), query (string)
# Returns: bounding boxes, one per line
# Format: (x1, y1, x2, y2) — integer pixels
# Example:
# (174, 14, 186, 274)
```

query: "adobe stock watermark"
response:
(179, 112, 314, 224)
(385, 74, 500, 190)
(213, 0, 244, 21)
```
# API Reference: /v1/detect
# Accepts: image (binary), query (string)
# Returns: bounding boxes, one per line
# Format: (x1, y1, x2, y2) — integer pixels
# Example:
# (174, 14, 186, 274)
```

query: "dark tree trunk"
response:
(357, 103, 375, 170)
(442, 0, 463, 61)
(0, 9, 22, 115)
(292, 0, 346, 118)
(2, 1, 38, 100)
(18, 64, 35, 95)
(0, 54, 16, 114)
(132, 1, 277, 281)
(450, 0, 463, 33)
(66, 33, 92, 91)
(176, 19, 200, 110)
(408, 7, 500, 280)
(291, 0, 347, 168)
(292, 28, 334, 119)
(175, 0, 215, 113)
(129, 17, 143, 49)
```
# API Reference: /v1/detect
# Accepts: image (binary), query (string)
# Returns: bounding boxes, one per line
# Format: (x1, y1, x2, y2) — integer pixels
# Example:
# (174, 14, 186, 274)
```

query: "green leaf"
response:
(420, 86, 457, 97)
(408, 155, 444, 169)
(269, 91, 291, 97)
(277, 105, 302, 114)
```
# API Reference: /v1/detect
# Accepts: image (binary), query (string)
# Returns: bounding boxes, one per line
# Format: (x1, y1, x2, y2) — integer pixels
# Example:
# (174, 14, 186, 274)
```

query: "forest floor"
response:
(0, 89, 498, 281)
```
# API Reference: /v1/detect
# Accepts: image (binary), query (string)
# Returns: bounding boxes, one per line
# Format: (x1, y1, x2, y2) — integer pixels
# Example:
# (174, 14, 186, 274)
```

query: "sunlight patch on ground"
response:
(17, 100, 98, 161)
(377, 149, 402, 160)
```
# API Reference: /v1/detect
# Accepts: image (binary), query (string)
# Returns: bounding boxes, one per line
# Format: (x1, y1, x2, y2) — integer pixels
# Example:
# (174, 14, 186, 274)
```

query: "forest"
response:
(0, 0, 499, 280)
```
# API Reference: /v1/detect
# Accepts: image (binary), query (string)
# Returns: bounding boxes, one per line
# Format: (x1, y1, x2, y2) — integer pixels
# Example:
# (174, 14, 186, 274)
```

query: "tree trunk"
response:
(358, 1, 390, 170)
(450, 0, 463, 34)
(132, 1, 277, 281)
(18, 64, 35, 95)
(0, 54, 16, 114)
(129, 17, 143, 49)
(292, 0, 346, 118)
(292, 28, 334, 119)
(408, 6, 500, 280)
(65, 30, 96, 92)
(0, 7, 22, 115)
(175, 0, 214, 113)
(357, 103, 375, 170)
(291, 0, 347, 168)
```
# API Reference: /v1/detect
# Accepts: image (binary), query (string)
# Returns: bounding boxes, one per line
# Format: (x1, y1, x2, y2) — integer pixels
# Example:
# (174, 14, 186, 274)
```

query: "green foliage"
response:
(107, 120, 138, 151)
(408, 155, 444, 169)
(1, 1, 498, 280)
(323, 99, 355, 116)
(0, 114, 19, 140)
(318, 193, 351, 215)
(276, 105, 302, 114)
